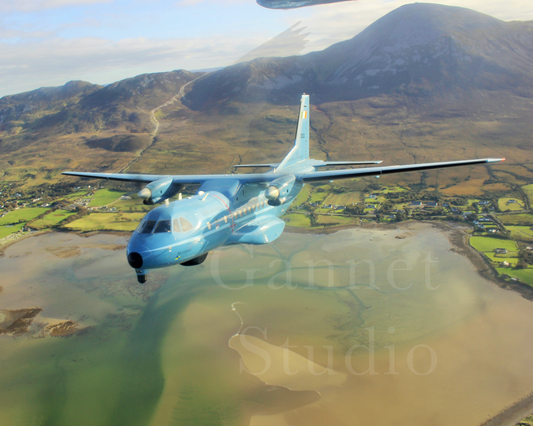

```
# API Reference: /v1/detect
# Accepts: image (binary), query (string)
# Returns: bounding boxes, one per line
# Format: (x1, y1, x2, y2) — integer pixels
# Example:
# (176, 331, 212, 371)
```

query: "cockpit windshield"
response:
(141, 220, 157, 234)
(154, 220, 171, 233)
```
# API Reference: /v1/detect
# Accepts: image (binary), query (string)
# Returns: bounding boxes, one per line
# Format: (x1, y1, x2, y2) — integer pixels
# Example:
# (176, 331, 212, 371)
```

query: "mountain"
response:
(184, 3, 533, 108)
(0, 81, 101, 134)
(1, 3, 532, 196)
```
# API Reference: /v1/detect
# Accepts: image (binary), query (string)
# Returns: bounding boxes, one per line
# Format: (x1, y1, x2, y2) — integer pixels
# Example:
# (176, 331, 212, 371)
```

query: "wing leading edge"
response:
(297, 158, 504, 183)
(61, 171, 278, 185)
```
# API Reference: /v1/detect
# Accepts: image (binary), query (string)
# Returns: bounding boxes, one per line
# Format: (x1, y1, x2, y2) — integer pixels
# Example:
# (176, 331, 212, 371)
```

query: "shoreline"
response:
(4, 222, 533, 302)
(1, 223, 533, 424)
(288, 220, 533, 302)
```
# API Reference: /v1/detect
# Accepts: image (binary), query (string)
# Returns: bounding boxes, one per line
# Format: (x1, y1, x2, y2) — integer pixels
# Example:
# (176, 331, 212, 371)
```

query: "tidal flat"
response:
(1, 224, 533, 426)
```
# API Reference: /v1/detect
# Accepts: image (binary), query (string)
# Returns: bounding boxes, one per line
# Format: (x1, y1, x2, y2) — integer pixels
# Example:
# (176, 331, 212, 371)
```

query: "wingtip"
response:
(486, 158, 505, 163)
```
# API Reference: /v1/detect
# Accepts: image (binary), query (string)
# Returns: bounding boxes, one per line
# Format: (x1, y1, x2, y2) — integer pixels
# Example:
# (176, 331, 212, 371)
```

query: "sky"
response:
(1, 0, 532, 97)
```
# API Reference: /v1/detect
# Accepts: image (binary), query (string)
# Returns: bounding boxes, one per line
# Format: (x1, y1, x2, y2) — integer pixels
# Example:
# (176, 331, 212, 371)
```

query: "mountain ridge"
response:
(0, 2, 532, 196)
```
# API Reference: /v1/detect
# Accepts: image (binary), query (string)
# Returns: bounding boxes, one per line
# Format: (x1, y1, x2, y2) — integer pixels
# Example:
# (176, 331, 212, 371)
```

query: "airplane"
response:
(63, 94, 504, 283)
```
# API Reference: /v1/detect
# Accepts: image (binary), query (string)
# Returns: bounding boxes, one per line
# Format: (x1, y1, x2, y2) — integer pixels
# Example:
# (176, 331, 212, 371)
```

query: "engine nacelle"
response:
(265, 175, 295, 206)
(138, 178, 182, 205)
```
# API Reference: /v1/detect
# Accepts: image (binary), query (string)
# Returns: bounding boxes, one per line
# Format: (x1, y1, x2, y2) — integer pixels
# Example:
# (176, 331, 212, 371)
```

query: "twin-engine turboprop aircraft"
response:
(63, 94, 504, 283)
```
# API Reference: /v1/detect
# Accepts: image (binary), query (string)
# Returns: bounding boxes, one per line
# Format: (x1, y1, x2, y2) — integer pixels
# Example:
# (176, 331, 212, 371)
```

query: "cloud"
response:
(0, 0, 111, 13)
(0, 34, 272, 96)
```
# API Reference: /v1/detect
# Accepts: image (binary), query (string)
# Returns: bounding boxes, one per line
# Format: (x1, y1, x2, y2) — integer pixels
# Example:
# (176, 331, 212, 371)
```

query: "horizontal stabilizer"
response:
(233, 164, 279, 168)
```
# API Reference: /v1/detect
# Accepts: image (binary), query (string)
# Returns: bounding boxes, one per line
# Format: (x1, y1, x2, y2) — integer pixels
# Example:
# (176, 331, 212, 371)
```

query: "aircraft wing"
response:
(61, 171, 275, 184)
(296, 158, 504, 183)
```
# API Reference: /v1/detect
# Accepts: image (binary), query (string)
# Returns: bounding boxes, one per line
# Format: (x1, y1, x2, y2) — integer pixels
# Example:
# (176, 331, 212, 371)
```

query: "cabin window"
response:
(154, 220, 171, 233)
(142, 220, 157, 234)
(180, 217, 193, 232)
(173, 219, 182, 232)
(135, 220, 146, 233)
(224, 216, 228, 223)
(207, 222, 212, 230)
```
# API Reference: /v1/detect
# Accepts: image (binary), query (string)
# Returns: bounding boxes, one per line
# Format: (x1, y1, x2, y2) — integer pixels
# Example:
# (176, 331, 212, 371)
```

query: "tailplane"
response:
(276, 94, 309, 171)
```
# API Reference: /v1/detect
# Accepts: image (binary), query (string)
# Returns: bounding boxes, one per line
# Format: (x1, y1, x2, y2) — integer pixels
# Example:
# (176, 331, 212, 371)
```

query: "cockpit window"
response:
(154, 220, 171, 233)
(180, 217, 193, 232)
(173, 218, 182, 233)
(142, 220, 157, 234)
(135, 220, 146, 233)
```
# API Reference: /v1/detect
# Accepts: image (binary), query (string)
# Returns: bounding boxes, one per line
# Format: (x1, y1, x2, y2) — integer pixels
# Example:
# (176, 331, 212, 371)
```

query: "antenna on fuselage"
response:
(179, 193, 182, 200)
(165, 199, 170, 207)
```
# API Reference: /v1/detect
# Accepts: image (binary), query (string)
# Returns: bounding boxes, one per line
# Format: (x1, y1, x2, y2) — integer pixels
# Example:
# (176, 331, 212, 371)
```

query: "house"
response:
(426, 202, 438, 207)
(479, 200, 490, 205)
(508, 199, 517, 203)
(442, 203, 449, 207)
(500, 261, 510, 267)
(488, 229, 499, 233)
(367, 194, 377, 199)
(410, 201, 422, 206)
(451, 207, 459, 213)
(495, 248, 508, 254)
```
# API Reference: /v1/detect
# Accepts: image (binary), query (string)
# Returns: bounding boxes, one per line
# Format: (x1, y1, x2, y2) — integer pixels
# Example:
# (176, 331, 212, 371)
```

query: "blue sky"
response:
(1, 0, 532, 97)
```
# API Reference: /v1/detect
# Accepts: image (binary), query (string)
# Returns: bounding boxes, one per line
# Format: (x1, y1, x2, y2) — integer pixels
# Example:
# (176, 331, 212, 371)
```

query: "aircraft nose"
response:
(127, 252, 143, 269)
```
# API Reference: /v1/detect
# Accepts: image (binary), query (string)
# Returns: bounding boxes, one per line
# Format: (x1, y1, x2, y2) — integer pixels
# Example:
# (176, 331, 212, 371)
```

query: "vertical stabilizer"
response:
(276, 94, 310, 170)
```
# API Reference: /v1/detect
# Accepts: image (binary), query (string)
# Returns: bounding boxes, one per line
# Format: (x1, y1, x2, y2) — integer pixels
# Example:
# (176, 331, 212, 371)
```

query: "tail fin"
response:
(276, 94, 309, 170)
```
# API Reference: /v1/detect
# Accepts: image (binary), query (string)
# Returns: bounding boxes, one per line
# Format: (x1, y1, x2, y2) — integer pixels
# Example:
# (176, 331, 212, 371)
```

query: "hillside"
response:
(0, 3, 532, 200)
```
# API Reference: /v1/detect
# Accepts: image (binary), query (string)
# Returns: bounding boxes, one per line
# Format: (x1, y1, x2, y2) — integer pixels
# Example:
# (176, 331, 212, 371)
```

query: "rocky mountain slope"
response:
(0, 3, 532, 196)
(184, 3, 533, 109)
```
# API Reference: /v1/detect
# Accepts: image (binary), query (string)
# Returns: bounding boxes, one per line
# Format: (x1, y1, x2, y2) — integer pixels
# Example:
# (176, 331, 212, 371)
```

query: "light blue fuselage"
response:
(126, 179, 304, 276)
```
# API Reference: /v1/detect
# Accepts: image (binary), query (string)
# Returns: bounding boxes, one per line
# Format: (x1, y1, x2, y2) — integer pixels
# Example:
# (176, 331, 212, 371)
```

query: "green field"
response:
(469, 236, 518, 253)
(282, 213, 311, 227)
(496, 267, 533, 286)
(325, 192, 361, 206)
(292, 184, 311, 207)
(498, 197, 525, 212)
(497, 214, 533, 225)
(65, 190, 90, 200)
(89, 189, 125, 207)
(506, 226, 533, 242)
(522, 184, 533, 204)
(309, 191, 329, 204)
(483, 252, 518, 266)
(378, 186, 408, 194)
(0, 223, 25, 239)
(316, 215, 355, 226)
(109, 196, 151, 212)
(31, 210, 77, 229)
(0, 207, 50, 225)
(65, 212, 145, 231)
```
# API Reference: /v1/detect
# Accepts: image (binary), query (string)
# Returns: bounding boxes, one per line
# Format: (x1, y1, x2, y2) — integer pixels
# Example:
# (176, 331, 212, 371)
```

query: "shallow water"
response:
(0, 225, 532, 426)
